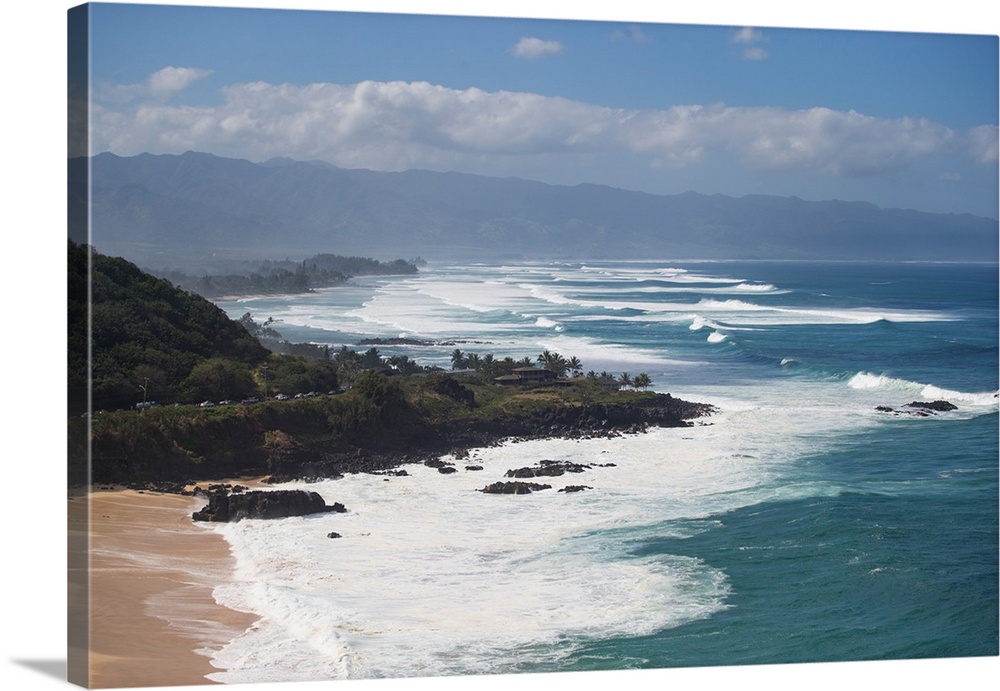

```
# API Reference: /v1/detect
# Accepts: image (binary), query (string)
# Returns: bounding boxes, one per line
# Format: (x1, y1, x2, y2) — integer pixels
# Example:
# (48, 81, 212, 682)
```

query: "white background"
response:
(3, 2, 998, 690)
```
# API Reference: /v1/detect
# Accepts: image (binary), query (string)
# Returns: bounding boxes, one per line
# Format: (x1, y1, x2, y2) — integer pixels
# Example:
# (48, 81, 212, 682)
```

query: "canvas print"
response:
(67, 2, 999, 689)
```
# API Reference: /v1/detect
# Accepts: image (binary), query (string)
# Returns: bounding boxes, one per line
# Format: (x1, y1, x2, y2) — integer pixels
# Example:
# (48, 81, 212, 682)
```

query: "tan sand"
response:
(72, 485, 262, 688)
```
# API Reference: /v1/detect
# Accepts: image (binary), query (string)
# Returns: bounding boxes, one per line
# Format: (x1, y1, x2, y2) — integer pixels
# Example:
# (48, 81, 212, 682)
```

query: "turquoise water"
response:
(211, 261, 997, 680)
(574, 413, 999, 668)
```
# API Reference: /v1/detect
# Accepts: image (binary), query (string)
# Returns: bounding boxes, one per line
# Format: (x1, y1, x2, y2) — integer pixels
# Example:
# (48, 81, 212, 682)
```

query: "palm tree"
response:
(479, 353, 496, 378)
(387, 355, 420, 375)
(450, 349, 465, 370)
(538, 350, 569, 377)
(567, 356, 583, 377)
(618, 372, 633, 390)
(360, 347, 383, 369)
(633, 373, 652, 391)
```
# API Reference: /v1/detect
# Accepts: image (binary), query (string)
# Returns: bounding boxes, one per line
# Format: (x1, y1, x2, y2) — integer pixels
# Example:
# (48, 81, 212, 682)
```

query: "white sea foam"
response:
(733, 282, 778, 292)
(688, 299, 956, 326)
(847, 372, 997, 406)
(690, 315, 723, 331)
(847, 372, 999, 413)
(206, 391, 850, 683)
(534, 333, 695, 370)
(579, 264, 742, 285)
(534, 316, 561, 329)
(920, 385, 999, 407)
(207, 373, 907, 683)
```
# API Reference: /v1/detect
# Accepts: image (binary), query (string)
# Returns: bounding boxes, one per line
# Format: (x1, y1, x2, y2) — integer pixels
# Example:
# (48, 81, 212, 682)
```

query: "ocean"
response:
(205, 260, 998, 683)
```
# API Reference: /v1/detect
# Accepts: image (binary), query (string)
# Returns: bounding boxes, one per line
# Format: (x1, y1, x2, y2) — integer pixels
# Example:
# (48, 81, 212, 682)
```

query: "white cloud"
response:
(732, 27, 766, 44)
(95, 66, 213, 104)
(147, 66, 213, 100)
(511, 37, 564, 60)
(90, 77, 998, 185)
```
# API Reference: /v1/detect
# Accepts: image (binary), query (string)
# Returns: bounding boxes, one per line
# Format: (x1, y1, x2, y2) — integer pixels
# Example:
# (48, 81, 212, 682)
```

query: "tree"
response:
(450, 349, 466, 370)
(618, 372, 633, 390)
(133, 363, 171, 404)
(387, 355, 421, 375)
(180, 358, 260, 402)
(537, 350, 568, 377)
(360, 347, 384, 369)
(339, 372, 412, 440)
(333, 347, 363, 386)
(264, 355, 339, 396)
(633, 373, 652, 391)
(238, 312, 282, 342)
(567, 356, 583, 377)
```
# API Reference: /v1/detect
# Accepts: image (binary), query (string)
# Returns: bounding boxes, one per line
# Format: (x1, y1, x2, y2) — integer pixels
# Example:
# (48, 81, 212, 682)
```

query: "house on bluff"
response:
(494, 366, 558, 386)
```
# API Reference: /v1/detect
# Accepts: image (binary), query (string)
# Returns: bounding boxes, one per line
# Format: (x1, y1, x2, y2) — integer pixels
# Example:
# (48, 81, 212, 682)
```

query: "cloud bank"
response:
(91, 76, 997, 182)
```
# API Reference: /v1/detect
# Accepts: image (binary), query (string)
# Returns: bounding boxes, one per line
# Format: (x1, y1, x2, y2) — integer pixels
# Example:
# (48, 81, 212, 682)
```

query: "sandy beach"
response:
(69, 487, 258, 688)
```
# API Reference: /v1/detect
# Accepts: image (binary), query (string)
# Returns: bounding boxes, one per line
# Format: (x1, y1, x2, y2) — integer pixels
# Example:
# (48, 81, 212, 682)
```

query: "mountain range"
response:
(70, 151, 998, 267)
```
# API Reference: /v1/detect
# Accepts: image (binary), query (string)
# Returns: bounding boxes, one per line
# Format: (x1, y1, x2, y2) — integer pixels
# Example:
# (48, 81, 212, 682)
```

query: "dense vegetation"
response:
(152, 252, 419, 298)
(69, 241, 271, 413)
(69, 243, 378, 413)
(75, 371, 709, 485)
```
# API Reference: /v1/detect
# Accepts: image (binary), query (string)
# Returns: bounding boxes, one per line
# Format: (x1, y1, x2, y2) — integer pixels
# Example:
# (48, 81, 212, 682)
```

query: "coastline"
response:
(76, 487, 258, 688)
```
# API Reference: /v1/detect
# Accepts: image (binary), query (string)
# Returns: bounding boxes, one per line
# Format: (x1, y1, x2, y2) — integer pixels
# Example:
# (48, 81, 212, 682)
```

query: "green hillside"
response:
(68, 240, 270, 413)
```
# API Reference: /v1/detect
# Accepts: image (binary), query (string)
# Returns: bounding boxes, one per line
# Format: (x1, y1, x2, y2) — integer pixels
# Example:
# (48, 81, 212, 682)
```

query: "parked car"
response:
(274, 393, 289, 401)
(199, 400, 215, 407)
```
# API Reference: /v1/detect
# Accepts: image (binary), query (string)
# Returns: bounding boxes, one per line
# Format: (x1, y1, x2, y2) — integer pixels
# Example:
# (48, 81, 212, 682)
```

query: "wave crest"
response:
(847, 372, 999, 408)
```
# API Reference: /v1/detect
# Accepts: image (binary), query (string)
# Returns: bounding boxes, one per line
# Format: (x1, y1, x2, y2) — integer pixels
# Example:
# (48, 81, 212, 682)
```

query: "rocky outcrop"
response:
(192, 489, 347, 522)
(559, 485, 592, 493)
(479, 481, 552, 494)
(505, 459, 591, 478)
(876, 400, 958, 417)
(905, 400, 958, 412)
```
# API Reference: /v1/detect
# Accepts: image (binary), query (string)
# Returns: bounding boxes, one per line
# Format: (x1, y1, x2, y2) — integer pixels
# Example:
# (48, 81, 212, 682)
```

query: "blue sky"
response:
(79, 1, 999, 217)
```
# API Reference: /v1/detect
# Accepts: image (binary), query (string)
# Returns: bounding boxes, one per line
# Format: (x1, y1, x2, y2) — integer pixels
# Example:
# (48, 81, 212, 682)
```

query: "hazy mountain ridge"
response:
(73, 151, 998, 266)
